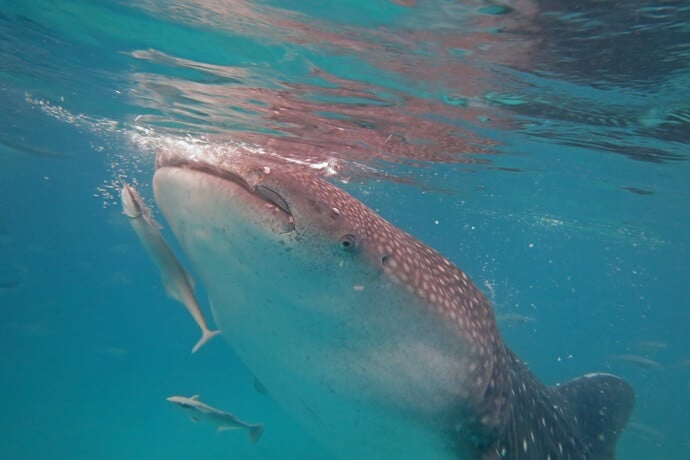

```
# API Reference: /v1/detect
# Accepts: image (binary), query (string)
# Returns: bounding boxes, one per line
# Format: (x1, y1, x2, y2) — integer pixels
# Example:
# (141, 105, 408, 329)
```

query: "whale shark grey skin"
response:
(152, 148, 634, 460)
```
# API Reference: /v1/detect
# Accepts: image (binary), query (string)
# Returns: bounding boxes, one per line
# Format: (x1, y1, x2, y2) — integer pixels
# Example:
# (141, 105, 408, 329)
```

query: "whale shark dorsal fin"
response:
(191, 394, 199, 400)
(553, 373, 634, 459)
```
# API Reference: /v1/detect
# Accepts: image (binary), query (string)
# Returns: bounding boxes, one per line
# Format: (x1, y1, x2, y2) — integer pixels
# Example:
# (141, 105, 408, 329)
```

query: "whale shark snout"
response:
(152, 148, 634, 459)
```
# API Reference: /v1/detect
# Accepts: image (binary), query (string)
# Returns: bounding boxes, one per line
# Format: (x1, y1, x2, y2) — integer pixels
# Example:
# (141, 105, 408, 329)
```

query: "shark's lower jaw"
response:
(153, 165, 480, 459)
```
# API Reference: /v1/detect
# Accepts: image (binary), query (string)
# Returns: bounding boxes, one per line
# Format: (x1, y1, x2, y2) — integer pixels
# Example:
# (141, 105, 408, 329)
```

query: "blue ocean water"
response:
(1, 0, 689, 459)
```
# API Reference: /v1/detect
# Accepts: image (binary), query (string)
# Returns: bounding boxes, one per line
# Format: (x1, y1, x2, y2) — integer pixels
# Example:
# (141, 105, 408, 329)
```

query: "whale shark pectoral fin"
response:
(191, 394, 200, 400)
(191, 329, 222, 354)
(189, 415, 199, 423)
(556, 373, 635, 459)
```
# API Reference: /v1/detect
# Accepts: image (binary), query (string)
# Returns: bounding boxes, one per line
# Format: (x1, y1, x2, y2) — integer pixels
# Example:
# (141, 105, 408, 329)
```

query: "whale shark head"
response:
(152, 145, 633, 459)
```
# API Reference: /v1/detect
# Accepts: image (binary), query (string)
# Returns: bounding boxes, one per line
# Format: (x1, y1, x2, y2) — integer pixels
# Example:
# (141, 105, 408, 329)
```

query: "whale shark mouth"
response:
(155, 151, 295, 228)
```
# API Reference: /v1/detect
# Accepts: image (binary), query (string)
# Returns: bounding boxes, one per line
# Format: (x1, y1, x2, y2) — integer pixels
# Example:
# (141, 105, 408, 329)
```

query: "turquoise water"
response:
(1, 1, 689, 459)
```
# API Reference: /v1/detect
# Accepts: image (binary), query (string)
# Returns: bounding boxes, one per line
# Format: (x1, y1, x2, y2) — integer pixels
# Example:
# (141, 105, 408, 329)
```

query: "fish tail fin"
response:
(555, 373, 635, 459)
(248, 424, 264, 443)
(191, 329, 222, 354)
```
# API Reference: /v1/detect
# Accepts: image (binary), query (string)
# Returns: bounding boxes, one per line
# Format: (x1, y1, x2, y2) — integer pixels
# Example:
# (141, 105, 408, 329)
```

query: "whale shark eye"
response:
(339, 234, 356, 250)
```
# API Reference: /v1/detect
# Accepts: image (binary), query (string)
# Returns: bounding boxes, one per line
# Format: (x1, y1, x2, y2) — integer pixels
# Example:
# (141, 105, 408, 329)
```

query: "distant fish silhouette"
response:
(0, 138, 68, 158)
(620, 186, 654, 195)
(675, 359, 690, 368)
(627, 421, 666, 444)
(634, 340, 667, 352)
(496, 312, 536, 325)
(611, 354, 663, 370)
(0, 279, 22, 289)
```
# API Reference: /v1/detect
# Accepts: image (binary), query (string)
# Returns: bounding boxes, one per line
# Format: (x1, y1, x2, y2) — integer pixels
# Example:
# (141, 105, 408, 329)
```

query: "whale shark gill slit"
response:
(152, 152, 634, 460)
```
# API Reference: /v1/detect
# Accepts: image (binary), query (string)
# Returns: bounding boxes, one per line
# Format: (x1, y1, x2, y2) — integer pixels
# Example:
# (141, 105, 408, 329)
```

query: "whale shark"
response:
(151, 147, 634, 459)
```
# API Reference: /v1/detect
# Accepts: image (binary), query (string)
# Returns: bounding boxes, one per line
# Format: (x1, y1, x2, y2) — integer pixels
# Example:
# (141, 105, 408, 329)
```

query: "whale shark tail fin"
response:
(556, 373, 635, 460)
(191, 329, 222, 354)
(248, 424, 264, 443)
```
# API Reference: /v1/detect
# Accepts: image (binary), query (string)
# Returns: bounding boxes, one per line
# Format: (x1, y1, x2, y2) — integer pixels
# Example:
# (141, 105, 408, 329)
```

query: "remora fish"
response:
(120, 184, 221, 353)
(152, 149, 634, 459)
(167, 394, 264, 443)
